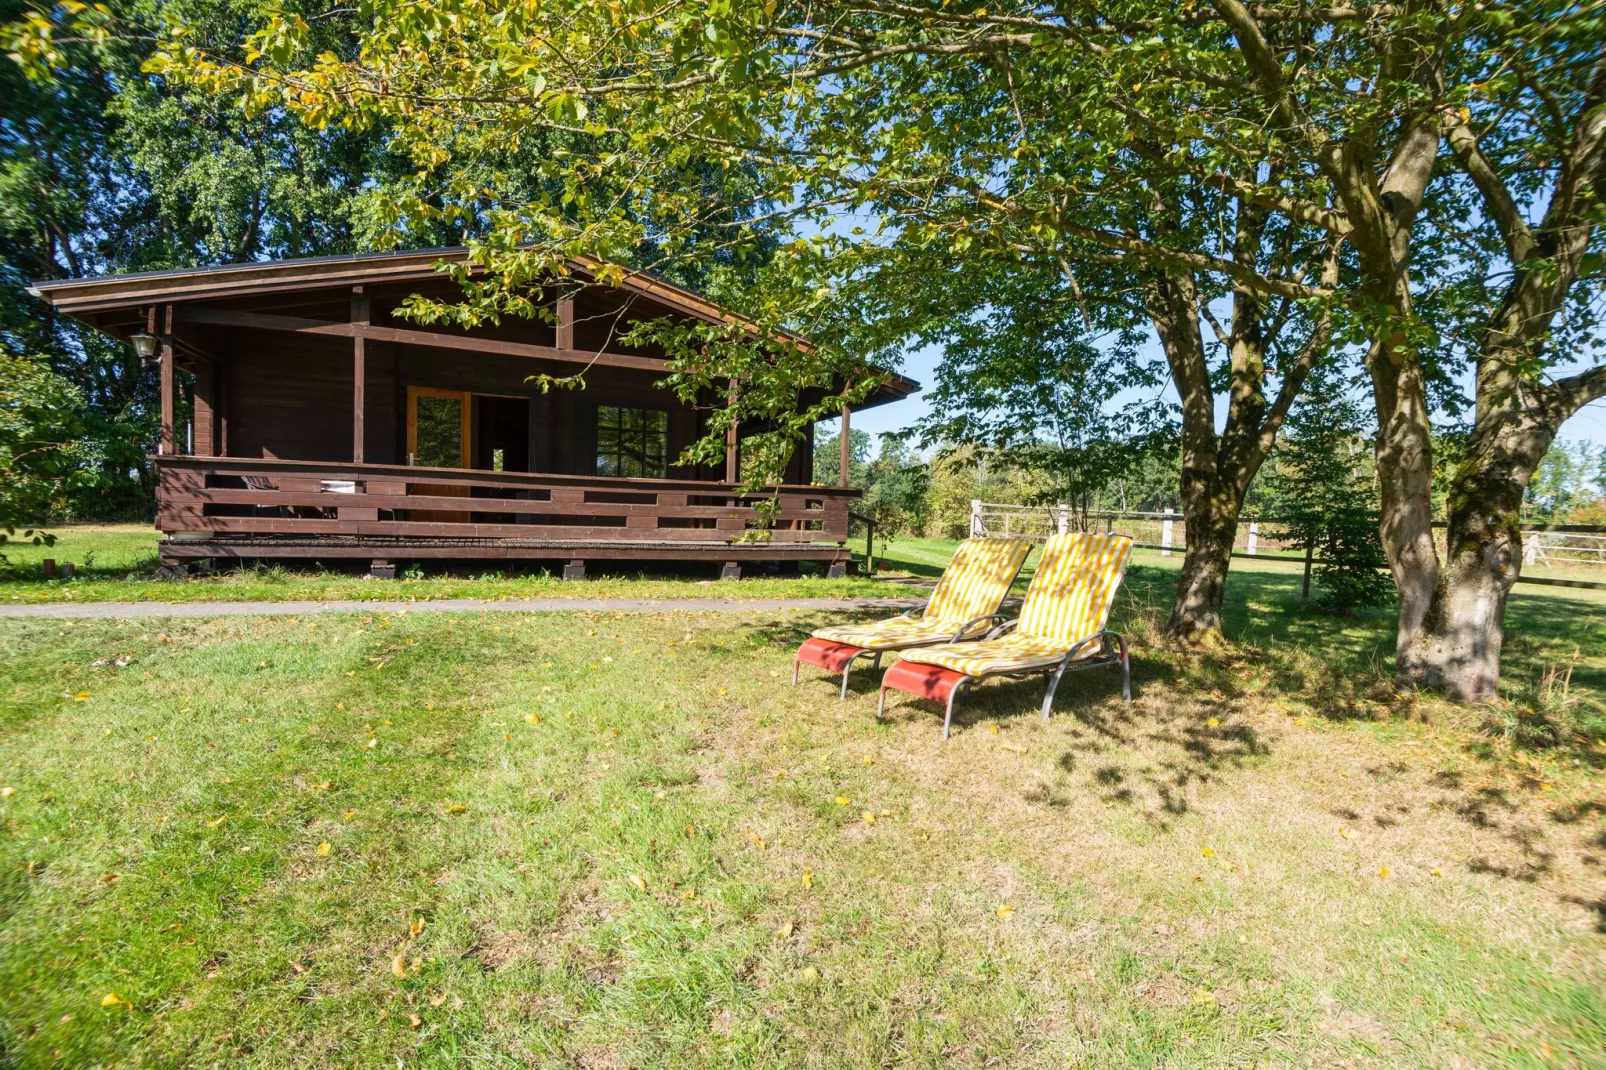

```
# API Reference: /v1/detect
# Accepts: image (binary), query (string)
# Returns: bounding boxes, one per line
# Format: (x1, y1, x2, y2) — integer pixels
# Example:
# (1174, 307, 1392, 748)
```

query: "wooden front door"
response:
(406, 387, 471, 522)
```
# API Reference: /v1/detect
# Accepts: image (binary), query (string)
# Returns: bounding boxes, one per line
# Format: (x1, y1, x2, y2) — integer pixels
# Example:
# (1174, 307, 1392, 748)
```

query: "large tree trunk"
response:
(1167, 477, 1243, 640)
(1144, 273, 1244, 641)
(1364, 332, 1443, 688)
(1394, 329, 1564, 699)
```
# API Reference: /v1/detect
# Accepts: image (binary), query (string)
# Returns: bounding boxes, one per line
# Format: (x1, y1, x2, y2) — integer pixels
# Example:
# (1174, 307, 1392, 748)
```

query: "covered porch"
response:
(30, 249, 915, 577)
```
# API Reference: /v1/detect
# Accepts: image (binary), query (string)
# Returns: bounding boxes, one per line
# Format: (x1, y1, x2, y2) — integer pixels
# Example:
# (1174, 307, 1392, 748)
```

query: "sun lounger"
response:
(793, 537, 1034, 700)
(878, 532, 1133, 738)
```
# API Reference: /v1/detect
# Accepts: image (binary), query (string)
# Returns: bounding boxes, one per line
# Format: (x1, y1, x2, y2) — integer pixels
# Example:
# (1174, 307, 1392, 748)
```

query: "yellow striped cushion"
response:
(899, 633, 1103, 676)
(899, 532, 1132, 677)
(810, 537, 1031, 651)
(921, 537, 1034, 628)
(811, 616, 966, 651)
(1015, 532, 1132, 645)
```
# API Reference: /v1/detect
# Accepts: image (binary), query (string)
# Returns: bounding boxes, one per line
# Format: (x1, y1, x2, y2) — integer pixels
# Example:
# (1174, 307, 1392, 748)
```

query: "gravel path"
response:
(0, 596, 928, 620)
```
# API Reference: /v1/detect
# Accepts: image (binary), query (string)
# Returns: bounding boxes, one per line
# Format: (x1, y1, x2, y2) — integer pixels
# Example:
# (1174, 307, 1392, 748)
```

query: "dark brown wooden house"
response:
(31, 249, 915, 578)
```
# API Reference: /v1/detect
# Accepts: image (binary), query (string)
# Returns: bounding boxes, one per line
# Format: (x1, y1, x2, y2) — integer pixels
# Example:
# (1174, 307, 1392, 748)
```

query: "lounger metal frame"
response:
(793, 608, 1012, 700)
(876, 618, 1131, 739)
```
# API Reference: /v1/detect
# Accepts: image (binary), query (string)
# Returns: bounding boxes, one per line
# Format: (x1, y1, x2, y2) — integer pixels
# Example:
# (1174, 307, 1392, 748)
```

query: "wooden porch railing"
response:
(156, 456, 856, 544)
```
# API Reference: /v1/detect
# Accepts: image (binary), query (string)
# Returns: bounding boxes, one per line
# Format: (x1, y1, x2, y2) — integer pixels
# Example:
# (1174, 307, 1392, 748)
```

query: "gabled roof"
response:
(28, 246, 919, 406)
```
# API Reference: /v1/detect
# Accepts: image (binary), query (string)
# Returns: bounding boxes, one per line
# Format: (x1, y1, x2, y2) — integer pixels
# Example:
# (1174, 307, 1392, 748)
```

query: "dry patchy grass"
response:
(0, 590, 1602, 1067)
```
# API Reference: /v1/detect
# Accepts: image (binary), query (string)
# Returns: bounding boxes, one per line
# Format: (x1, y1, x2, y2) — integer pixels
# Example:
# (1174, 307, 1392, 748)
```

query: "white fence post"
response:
(970, 499, 983, 537)
(1161, 508, 1174, 556)
(1247, 521, 1259, 556)
(1057, 504, 1070, 534)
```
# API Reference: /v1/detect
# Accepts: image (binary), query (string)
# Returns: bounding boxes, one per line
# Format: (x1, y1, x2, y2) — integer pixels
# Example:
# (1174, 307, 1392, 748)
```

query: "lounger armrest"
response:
(1051, 630, 1126, 670)
(985, 618, 1020, 640)
(950, 613, 1009, 642)
(896, 605, 928, 621)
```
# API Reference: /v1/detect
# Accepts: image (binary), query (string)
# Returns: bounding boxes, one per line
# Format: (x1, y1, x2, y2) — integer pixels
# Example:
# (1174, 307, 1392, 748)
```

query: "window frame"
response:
(595, 405, 670, 479)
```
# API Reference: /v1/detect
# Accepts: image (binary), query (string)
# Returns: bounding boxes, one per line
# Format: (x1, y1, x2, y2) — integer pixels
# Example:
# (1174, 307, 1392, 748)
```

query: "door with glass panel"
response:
(406, 387, 470, 522)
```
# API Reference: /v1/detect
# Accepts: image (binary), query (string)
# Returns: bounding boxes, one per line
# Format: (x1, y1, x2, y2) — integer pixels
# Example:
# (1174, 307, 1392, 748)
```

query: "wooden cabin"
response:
(31, 249, 915, 578)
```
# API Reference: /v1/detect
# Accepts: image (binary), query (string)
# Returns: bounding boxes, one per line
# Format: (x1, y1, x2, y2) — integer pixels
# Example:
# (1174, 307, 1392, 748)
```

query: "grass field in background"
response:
(0, 524, 892, 604)
(2, 594, 1604, 1066)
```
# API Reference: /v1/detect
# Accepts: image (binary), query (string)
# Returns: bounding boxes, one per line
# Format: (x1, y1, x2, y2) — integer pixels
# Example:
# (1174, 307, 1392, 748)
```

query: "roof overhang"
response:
(27, 247, 920, 409)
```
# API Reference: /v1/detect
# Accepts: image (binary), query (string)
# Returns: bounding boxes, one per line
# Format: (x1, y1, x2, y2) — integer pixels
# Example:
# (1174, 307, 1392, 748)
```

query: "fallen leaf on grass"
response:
(1339, 826, 1352, 840)
(207, 816, 227, 828)
(343, 810, 356, 820)
(315, 843, 331, 857)
(100, 873, 119, 884)
(445, 804, 468, 814)
(0, 786, 13, 798)
(410, 916, 426, 936)
(1200, 847, 1214, 857)
(627, 874, 648, 893)
(523, 714, 540, 725)
(73, 692, 91, 702)
(101, 993, 130, 1009)
(861, 811, 877, 826)
(409, 1014, 422, 1030)
(1431, 867, 1443, 877)
(363, 738, 377, 749)
(777, 920, 794, 939)
(834, 796, 850, 807)
(289, 961, 307, 974)
(1377, 865, 1390, 878)
(995, 904, 1016, 919)
(428, 994, 446, 1008)
(391, 947, 409, 978)
(802, 869, 814, 890)
(1206, 717, 1220, 728)
(798, 965, 819, 984)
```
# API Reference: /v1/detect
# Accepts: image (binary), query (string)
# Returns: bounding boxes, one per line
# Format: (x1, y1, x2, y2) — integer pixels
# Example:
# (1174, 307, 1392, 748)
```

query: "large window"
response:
(596, 406, 668, 478)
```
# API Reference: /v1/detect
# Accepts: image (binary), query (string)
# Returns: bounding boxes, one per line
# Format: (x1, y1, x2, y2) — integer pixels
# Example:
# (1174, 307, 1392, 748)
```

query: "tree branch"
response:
(1554, 362, 1606, 422)
(1444, 112, 1537, 264)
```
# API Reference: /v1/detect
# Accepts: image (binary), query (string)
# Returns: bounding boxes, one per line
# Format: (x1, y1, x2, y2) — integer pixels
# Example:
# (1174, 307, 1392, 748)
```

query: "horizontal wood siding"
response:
(227, 333, 358, 462)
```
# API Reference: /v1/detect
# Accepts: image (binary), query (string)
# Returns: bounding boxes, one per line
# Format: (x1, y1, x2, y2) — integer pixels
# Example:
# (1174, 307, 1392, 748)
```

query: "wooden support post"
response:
(724, 382, 739, 483)
(370, 559, 396, 579)
(563, 559, 585, 581)
(352, 286, 370, 463)
(720, 561, 741, 581)
(159, 305, 176, 455)
(838, 402, 851, 488)
(556, 294, 574, 350)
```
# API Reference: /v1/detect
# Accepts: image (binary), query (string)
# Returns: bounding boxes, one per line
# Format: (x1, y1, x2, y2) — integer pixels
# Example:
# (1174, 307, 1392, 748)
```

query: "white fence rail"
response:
(965, 501, 1606, 591)
(1523, 531, 1606, 569)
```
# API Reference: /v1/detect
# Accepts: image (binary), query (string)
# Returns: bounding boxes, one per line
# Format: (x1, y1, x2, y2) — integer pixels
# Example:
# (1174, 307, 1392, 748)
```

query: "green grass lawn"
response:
(2, 565, 1604, 1065)
(0, 525, 894, 604)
